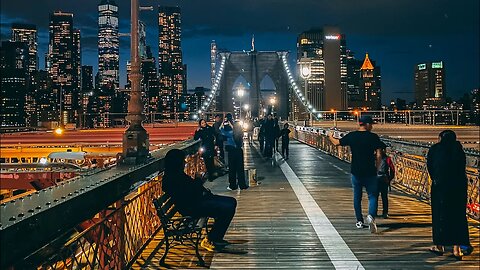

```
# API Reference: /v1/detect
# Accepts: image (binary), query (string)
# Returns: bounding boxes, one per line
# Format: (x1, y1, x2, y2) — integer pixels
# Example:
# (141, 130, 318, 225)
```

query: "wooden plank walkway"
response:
(133, 141, 479, 269)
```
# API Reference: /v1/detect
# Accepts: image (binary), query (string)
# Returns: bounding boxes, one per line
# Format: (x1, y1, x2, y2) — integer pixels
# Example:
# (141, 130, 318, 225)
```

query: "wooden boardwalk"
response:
(133, 141, 480, 269)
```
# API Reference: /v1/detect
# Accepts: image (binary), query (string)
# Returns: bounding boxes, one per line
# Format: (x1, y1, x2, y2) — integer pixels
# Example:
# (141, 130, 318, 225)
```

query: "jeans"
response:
(351, 174, 378, 222)
(196, 195, 237, 241)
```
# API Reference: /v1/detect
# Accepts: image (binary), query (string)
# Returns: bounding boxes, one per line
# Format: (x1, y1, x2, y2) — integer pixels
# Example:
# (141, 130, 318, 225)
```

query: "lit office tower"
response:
(98, 0, 119, 90)
(0, 41, 29, 127)
(142, 46, 159, 118)
(47, 11, 81, 125)
(81, 65, 94, 91)
(11, 23, 38, 75)
(359, 53, 381, 110)
(158, 6, 185, 119)
(414, 61, 446, 108)
(346, 52, 382, 110)
(211, 40, 217, 87)
(297, 27, 346, 112)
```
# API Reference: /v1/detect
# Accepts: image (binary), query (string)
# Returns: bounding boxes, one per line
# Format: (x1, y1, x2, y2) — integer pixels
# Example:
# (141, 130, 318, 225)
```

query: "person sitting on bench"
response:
(162, 149, 238, 251)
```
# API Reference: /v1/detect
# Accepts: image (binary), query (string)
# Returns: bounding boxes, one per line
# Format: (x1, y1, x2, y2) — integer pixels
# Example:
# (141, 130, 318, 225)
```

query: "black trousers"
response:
(226, 146, 246, 189)
(377, 178, 389, 215)
(203, 155, 215, 179)
(196, 195, 237, 241)
(281, 141, 289, 158)
(259, 136, 265, 152)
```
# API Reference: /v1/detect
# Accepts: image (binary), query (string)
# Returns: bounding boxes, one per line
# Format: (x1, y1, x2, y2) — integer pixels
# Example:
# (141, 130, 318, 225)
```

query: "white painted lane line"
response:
(275, 153, 364, 270)
(316, 155, 325, 160)
(331, 164, 350, 174)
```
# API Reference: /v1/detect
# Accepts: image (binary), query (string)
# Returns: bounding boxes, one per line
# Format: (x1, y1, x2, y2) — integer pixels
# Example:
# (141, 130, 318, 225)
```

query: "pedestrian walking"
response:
(427, 130, 472, 260)
(279, 123, 291, 159)
(273, 117, 281, 152)
(221, 113, 247, 190)
(263, 114, 275, 158)
(376, 142, 395, 218)
(328, 115, 383, 233)
(258, 117, 265, 153)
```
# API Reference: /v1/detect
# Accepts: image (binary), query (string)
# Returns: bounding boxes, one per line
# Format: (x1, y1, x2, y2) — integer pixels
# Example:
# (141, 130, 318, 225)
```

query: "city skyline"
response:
(0, 0, 478, 103)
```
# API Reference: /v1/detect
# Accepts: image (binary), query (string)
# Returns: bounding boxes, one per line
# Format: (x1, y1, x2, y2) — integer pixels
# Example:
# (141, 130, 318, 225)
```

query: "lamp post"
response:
(270, 97, 276, 116)
(122, 0, 149, 164)
(299, 54, 312, 126)
(243, 104, 250, 119)
(237, 84, 245, 119)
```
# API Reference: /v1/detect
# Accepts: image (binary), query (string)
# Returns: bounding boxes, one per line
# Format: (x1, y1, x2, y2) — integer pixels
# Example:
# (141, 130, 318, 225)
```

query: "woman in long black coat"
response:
(427, 130, 471, 259)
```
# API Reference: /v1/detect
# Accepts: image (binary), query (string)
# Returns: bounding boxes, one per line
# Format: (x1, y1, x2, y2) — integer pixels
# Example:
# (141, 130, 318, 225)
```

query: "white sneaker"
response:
(355, 221, 364, 229)
(366, 214, 377, 233)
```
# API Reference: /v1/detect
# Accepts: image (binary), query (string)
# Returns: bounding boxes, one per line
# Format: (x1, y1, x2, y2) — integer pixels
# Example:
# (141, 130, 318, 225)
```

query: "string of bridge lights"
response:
(281, 54, 322, 119)
(193, 55, 227, 119)
(194, 54, 320, 119)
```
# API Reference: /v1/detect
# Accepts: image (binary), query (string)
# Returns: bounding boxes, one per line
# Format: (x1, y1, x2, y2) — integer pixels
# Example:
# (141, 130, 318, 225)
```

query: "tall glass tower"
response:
(98, 0, 119, 90)
(158, 6, 184, 119)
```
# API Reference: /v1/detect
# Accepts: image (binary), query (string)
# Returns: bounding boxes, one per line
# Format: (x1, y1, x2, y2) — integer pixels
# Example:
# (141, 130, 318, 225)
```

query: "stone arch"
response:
(217, 51, 289, 119)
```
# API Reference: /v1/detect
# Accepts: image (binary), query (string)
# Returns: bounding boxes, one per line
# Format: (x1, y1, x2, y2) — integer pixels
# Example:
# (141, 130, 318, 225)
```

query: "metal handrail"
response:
(293, 127, 480, 221)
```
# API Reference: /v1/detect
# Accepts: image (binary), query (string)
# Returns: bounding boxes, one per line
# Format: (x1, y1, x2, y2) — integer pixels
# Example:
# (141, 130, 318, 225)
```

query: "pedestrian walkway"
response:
(133, 141, 479, 269)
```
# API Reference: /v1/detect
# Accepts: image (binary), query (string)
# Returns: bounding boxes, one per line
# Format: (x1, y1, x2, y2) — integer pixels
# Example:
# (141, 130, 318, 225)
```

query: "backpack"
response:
(378, 156, 395, 182)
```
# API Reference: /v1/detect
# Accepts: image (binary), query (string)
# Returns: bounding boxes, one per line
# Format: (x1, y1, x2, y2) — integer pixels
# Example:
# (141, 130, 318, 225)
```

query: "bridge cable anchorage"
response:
(281, 55, 320, 119)
(195, 55, 227, 118)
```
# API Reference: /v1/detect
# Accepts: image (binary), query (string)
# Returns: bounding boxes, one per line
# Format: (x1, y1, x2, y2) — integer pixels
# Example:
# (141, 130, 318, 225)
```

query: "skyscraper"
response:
(11, 23, 38, 75)
(346, 53, 382, 110)
(98, 0, 119, 90)
(0, 41, 29, 127)
(414, 61, 446, 108)
(46, 11, 80, 125)
(297, 27, 346, 112)
(142, 46, 159, 118)
(81, 65, 94, 91)
(158, 6, 185, 119)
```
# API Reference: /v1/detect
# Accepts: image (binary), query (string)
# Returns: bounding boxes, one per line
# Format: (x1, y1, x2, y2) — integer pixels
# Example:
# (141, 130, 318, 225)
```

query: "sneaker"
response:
(355, 221, 364, 229)
(382, 213, 389, 219)
(460, 245, 474, 256)
(227, 186, 238, 191)
(200, 238, 216, 252)
(366, 214, 377, 233)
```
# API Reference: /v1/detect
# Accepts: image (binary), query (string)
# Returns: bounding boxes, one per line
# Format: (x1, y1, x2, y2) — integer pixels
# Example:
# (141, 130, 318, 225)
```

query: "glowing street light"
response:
(299, 53, 313, 125)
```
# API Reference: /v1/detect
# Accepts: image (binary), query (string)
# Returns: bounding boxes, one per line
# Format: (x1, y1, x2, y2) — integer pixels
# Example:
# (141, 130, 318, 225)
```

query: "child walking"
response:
(377, 142, 395, 218)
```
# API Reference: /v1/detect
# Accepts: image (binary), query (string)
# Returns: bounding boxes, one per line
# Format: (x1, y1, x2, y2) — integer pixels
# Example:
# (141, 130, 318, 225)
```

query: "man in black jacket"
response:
(162, 149, 237, 251)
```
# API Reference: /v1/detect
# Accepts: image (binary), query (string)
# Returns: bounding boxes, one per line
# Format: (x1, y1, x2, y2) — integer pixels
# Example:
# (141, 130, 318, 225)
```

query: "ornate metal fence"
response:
(32, 152, 205, 270)
(294, 126, 480, 221)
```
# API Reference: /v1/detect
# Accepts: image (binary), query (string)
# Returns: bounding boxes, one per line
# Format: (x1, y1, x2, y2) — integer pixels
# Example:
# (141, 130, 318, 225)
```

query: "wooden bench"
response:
(153, 193, 209, 267)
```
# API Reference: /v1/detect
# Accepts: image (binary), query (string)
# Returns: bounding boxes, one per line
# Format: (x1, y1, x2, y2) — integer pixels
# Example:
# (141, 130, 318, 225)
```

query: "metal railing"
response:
(32, 153, 205, 270)
(293, 126, 480, 221)
(1, 140, 205, 269)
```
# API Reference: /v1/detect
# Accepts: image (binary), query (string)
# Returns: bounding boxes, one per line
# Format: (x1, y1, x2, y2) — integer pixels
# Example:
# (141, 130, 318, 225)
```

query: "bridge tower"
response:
(216, 50, 289, 119)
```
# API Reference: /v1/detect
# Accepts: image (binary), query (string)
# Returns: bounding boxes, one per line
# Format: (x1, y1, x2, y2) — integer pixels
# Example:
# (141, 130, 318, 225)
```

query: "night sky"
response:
(1, 0, 478, 103)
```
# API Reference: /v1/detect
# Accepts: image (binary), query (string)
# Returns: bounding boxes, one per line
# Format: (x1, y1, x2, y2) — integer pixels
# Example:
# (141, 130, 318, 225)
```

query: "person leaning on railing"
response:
(162, 149, 237, 252)
(427, 130, 474, 260)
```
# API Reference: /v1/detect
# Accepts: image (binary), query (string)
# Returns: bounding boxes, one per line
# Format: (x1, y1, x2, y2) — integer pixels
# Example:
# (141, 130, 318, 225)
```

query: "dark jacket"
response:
(162, 172, 212, 216)
(279, 128, 291, 143)
(194, 125, 216, 157)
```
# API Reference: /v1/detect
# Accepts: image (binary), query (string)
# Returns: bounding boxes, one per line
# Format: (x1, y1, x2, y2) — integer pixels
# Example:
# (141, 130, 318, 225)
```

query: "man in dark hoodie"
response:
(162, 149, 237, 252)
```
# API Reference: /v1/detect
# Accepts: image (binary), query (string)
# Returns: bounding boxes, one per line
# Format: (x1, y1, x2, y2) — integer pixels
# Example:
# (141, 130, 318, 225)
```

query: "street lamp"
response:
(299, 53, 312, 125)
(237, 84, 245, 119)
(269, 97, 276, 115)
